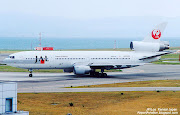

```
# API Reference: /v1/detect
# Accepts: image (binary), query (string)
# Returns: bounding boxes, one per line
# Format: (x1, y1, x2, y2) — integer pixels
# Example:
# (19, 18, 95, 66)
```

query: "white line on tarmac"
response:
(18, 87, 180, 93)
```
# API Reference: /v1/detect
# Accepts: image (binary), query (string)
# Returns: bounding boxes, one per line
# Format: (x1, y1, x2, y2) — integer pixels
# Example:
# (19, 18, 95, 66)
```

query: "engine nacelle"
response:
(130, 41, 169, 52)
(73, 66, 91, 75)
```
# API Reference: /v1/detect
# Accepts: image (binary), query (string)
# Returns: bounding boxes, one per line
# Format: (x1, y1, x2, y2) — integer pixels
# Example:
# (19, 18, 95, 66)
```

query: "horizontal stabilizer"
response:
(139, 51, 173, 60)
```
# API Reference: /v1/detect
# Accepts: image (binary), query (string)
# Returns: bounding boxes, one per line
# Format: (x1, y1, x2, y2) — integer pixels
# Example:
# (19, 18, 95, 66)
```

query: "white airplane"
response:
(3, 22, 171, 77)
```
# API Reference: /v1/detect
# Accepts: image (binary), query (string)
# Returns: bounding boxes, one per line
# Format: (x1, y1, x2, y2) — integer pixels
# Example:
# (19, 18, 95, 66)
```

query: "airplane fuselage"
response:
(4, 51, 159, 70)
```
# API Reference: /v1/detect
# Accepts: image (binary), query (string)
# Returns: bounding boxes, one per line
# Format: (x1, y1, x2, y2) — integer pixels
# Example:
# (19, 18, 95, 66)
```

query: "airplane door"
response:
(130, 55, 135, 63)
(86, 57, 90, 63)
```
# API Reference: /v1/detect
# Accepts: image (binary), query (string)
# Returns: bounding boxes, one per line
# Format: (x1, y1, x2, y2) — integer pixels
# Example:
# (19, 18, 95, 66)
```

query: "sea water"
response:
(0, 37, 179, 50)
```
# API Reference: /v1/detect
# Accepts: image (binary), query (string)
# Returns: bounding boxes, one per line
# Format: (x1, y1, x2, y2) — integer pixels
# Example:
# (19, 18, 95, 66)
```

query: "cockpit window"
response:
(9, 56, 15, 59)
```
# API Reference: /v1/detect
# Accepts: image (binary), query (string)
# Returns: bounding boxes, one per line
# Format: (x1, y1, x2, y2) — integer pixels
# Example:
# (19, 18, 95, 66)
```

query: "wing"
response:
(88, 63, 144, 69)
(74, 62, 144, 69)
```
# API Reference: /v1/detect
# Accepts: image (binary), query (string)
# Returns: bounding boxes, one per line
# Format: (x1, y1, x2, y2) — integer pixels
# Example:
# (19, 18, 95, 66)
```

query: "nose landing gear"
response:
(29, 73, 33, 77)
(28, 69, 33, 77)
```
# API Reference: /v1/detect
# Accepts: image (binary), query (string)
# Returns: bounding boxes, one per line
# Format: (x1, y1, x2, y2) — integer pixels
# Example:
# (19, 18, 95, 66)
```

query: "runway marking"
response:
(18, 87, 180, 93)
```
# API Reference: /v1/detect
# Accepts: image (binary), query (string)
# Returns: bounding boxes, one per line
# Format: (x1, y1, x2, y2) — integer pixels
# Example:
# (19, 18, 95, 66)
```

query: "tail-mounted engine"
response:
(130, 41, 169, 52)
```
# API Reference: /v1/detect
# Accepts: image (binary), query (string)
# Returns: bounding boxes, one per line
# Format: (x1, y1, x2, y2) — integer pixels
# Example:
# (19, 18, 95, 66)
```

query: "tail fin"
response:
(143, 22, 168, 42)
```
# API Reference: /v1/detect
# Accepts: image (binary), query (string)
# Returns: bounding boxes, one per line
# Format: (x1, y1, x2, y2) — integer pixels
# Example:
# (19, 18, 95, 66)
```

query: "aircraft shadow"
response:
(68, 71, 180, 79)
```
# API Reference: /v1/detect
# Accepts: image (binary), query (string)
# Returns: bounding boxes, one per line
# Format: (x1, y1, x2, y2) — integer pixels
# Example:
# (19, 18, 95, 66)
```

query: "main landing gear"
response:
(90, 68, 107, 77)
(28, 69, 33, 77)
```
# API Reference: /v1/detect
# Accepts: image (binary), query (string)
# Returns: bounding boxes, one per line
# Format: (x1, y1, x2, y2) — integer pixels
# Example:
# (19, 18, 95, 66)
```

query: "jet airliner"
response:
(3, 23, 171, 77)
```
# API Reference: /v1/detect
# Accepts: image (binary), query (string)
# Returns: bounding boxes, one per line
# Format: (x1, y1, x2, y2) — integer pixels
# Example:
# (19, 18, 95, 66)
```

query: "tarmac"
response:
(0, 64, 179, 93)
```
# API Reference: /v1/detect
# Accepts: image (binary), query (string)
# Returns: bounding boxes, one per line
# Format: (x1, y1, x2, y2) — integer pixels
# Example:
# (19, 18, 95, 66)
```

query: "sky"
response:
(0, 0, 180, 38)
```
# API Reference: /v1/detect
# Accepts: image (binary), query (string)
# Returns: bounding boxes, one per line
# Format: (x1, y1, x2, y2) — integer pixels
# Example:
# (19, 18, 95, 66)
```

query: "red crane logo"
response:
(152, 29, 161, 39)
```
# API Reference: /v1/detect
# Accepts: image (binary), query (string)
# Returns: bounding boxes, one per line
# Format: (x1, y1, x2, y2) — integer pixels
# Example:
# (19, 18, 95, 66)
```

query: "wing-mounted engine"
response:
(73, 65, 91, 75)
(130, 41, 169, 52)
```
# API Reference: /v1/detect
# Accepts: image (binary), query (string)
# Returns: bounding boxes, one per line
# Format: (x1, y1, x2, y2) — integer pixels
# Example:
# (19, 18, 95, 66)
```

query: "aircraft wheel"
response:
(103, 73, 107, 77)
(94, 72, 100, 77)
(90, 72, 95, 76)
(29, 74, 33, 77)
(98, 73, 102, 77)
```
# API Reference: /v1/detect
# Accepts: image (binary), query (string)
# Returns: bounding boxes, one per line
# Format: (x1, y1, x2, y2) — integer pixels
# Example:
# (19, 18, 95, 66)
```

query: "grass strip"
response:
(17, 91, 180, 115)
(66, 80, 180, 88)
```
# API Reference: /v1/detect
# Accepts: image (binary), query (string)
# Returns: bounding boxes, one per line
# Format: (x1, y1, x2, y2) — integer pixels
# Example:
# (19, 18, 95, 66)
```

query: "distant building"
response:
(34, 47, 43, 51)
(43, 47, 54, 50)
(175, 50, 180, 54)
(35, 47, 53, 51)
(0, 82, 29, 115)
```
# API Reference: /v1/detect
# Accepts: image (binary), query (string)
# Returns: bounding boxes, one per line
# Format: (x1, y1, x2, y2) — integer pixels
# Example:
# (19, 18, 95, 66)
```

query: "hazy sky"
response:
(0, 0, 180, 38)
